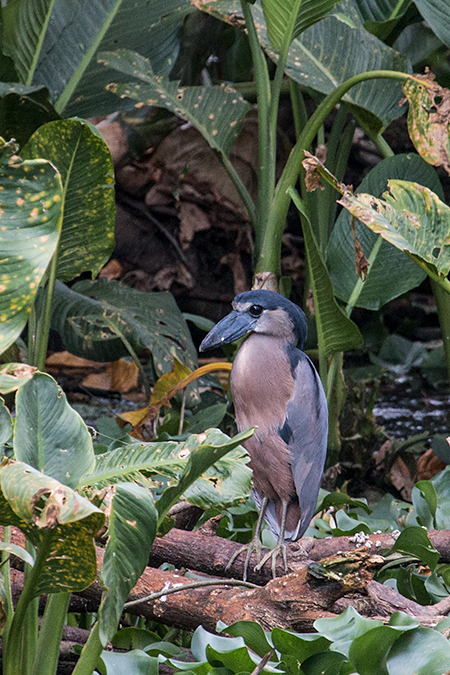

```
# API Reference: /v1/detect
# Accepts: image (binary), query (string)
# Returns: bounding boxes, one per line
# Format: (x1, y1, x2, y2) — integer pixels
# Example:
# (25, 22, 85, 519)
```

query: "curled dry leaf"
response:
(351, 215, 370, 280)
(403, 70, 450, 175)
(302, 153, 325, 192)
(252, 272, 279, 292)
(414, 448, 447, 482)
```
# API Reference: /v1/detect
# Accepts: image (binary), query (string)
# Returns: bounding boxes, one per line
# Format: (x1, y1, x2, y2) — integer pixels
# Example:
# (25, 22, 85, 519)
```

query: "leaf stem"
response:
(256, 69, 411, 273)
(240, 0, 271, 244)
(32, 593, 70, 675)
(71, 620, 104, 675)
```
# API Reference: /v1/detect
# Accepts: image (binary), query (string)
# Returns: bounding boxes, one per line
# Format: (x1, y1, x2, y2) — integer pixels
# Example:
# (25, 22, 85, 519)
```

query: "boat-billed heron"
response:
(200, 290, 328, 579)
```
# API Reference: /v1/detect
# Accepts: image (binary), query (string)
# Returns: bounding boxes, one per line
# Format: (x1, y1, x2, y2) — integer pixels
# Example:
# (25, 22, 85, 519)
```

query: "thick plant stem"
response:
(431, 280, 450, 384)
(256, 70, 410, 274)
(32, 593, 70, 675)
(34, 248, 60, 371)
(240, 0, 271, 249)
(71, 621, 104, 675)
(4, 537, 52, 675)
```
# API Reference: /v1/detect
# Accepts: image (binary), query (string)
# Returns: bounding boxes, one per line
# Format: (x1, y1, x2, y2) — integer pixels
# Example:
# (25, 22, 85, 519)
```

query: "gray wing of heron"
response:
(254, 349, 328, 542)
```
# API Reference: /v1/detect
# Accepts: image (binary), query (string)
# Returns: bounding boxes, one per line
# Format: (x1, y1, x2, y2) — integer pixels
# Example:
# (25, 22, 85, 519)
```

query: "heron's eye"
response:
(249, 304, 263, 318)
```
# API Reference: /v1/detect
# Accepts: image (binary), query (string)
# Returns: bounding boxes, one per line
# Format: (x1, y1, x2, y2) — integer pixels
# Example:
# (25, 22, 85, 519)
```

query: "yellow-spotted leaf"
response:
(0, 460, 104, 595)
(339, 180, 450, 278)
(21, 118, 115, 282)
(101, 49, 251, 156)
(0, 139, 63, 355)
(99, 482, 157, 644)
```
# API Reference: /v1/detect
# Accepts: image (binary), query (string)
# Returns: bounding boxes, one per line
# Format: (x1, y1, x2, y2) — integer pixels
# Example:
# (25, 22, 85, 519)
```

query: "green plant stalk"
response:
(431, 280, 450, 383)
(240, 0, 271, 243)
(256, 70, 410, 274)
(71, 620, 103, 675)
(345, 235, 384, 317)
(32, 593, 70, 675)
(1, 527, 14, 643)
(407, 254, 450, 295)
(267, 0, 303, 167)
(289, 80, 308, 141)
(4, 536, 52, 675)
(34, 247, 61, 371)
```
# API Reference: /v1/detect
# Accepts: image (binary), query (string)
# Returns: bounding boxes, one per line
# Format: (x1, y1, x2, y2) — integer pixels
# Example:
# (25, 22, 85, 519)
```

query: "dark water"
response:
(373, 375, 450, 440)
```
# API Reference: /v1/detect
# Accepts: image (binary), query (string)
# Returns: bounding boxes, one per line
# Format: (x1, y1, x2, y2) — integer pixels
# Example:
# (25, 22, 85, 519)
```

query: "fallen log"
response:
(148, 527, 450, 584)
(4, 526, 450, 634)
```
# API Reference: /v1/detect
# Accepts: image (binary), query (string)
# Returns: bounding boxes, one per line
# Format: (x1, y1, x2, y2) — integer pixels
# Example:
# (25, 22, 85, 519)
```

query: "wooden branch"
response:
(4, 526, 450, 635)
(147, 527, 450, 584)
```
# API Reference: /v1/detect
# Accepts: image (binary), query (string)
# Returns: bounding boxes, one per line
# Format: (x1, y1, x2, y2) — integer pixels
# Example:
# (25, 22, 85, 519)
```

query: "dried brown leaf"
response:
(404, 70, 450, 175)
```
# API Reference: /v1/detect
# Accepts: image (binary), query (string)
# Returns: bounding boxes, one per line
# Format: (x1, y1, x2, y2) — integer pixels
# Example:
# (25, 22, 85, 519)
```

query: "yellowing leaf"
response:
(403, 72, 450, 176)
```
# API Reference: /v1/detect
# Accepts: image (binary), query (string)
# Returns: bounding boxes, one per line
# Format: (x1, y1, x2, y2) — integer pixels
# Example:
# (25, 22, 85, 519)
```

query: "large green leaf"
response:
(290, 188, 362, 356)
(348, 620, 418, 675)
(99, 482, 157, 644)
(63, 0, 194, 117)
(385, 627, 450, 675)
(338, 179, 450, 280)
(0, 139, 63, 355)
(261, 0, 340, 52)
(2, 0, 56, 84)
(102, 49, 251, 156)
(80, 431, 252, 509)
(2, 0, 193, 116)
(349, 0, 413, 41)
(50, 279, 198, 377)
(327, 154, 441, 310)
(14, 372, 95, 488)
(21, 118, 115, 282)
(155, 427, 254, 522)
(0, 460, 104, 595)
(414, 0, 450, 49)
(254, 0, 409, 128)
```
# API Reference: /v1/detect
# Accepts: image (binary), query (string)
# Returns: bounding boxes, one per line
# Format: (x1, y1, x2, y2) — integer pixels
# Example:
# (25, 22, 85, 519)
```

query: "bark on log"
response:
(4, 526, 450, 634)
(148, 527, 450, 584)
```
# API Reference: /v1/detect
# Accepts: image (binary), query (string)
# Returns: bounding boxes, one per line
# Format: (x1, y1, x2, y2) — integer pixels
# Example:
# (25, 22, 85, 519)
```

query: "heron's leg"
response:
(225, 496, 269, 582)
(254, 500, 288, 578)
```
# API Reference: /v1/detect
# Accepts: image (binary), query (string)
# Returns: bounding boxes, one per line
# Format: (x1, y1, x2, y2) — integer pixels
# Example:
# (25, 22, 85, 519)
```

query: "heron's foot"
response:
(254, 542, 288, 579)
(225, 536, 262, 581)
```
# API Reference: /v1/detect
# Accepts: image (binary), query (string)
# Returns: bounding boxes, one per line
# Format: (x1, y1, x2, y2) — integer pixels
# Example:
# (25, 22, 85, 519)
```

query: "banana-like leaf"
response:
(101, 49, 251, 156)
(2, 0, 193, 116)
(339, 180, 450, 279)
(414, 0, 450, 49)
(2, 0, 56, 84)
(253, 2, 409, 128)
(0, 460, 104, 595)
(156, 427, 254, 522)
(350, 0, 413, 41)
(0, 139, 63, 355)
(79, 440, 185, 488)
(289, 188, 362, 356)
(327, 154, 441, 310)
(261, 0, 340, 52)
(79, 430, 252, 509)
(21, 119, 115, 282)
(50, 279, 198, 378)
(99, 482, 157, 644)
(14, 372, 95, 489)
